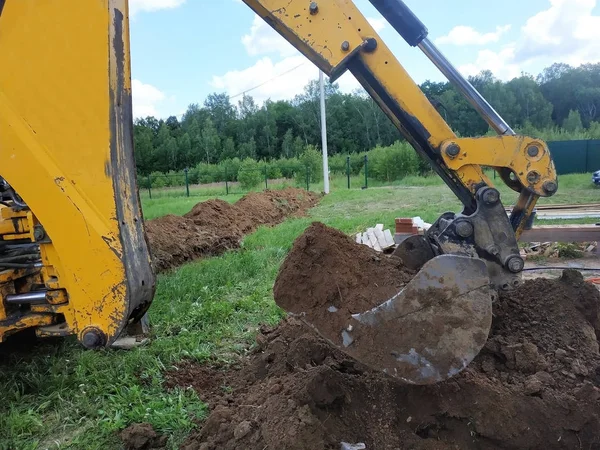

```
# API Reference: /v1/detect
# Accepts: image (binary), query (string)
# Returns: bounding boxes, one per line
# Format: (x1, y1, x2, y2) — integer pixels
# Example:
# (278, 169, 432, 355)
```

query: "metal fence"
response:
(140, 156, 372, 199)
(139, 140, 600, 199)
(548, 140, 600, 175)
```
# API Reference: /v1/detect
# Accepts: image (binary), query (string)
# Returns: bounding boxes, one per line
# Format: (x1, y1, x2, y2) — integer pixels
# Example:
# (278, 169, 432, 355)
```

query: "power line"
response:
(167, 61, 308, 119)
(229, 61, 307, 100)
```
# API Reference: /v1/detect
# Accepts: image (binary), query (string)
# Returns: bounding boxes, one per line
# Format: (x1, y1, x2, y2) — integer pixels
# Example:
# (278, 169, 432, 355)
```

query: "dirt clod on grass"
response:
(145, 188, 320, 272)
(120, 423, 167, 450)
(168, 222, 600, 450)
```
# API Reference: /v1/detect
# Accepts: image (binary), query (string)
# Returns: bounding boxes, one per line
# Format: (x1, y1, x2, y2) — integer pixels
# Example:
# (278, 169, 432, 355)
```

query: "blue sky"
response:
(128, 0, 600, 118)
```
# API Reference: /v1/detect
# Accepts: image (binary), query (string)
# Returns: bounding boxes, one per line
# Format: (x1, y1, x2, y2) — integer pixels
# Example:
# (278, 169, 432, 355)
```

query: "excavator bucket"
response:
(298, 255, 493, 385)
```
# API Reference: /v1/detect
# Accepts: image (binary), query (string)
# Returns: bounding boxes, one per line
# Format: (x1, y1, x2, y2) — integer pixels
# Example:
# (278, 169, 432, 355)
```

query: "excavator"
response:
(0, 0, 556, 384)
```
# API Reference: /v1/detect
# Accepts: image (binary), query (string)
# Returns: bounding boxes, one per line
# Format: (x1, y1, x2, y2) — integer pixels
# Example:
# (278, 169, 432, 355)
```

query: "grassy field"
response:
(0, 173, 598, 449)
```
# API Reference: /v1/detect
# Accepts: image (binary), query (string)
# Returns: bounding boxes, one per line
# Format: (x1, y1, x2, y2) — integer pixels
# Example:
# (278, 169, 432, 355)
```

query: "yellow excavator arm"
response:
(0, 1, 154, 347)
(0, 0, 557, 382)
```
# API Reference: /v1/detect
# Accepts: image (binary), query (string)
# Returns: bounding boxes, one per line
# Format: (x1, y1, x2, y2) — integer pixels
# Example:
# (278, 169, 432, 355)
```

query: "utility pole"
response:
(319, 70, 330, 194)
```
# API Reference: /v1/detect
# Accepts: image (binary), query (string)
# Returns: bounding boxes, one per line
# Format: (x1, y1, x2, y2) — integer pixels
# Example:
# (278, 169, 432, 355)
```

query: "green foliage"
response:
(237, 158, 262, 189)
(368, 141, 420, 182)
(295, 145, 322, 185)
(221, 158, 241, 182)
(562, 110, 584, 132)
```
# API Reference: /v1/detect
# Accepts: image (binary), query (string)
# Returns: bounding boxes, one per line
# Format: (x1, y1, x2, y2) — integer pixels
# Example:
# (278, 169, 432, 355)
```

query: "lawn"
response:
(0, 173, 597, 449)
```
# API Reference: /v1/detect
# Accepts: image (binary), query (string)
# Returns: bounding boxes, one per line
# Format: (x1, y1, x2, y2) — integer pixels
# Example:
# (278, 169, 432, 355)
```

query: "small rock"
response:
(574, 382, 600, 401)
(481, 357, 496, 374)
(571, 359, 589, 376)
(523, 375, 543, 395)
(341, 443, 366, 450)
(269, 383, 282, 394)
(555, 349, 568, 360)
(534, 371, 555, 386)
(561, 370, 577, 380)
(233, 421, 253, 440)
(566, 345, 576, 352)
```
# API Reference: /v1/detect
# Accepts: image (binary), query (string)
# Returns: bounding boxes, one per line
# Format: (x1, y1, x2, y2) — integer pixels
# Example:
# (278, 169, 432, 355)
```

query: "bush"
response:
(276, 158, 302, 178)
(295, 145, 323, 186)
(265, 162, 283, 179)
(221, 158, 241, 182)
(237, 158, 263, 189)
(367, 141, 419, 182)
(149, 171, 168, 188)
(329, 154, 348, 175)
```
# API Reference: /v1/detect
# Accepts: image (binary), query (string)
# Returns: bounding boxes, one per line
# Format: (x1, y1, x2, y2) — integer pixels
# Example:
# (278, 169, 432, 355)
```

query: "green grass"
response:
(1, 172, 598, 449)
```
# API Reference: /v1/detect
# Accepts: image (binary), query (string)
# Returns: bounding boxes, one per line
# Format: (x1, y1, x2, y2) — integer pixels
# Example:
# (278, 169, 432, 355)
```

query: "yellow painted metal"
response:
(0, 0, 154, 345)
(242, 0, 492, 193)
(440, 136, 558, 196)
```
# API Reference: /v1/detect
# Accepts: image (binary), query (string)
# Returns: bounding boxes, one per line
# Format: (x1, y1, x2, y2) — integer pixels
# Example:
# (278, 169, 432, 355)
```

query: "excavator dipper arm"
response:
(242, 0, 558, 384)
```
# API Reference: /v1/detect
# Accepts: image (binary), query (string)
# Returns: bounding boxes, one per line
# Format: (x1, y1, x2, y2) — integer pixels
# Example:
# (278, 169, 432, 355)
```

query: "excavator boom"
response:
(242, 0, 558, 383)
(0, 0, 557, 383)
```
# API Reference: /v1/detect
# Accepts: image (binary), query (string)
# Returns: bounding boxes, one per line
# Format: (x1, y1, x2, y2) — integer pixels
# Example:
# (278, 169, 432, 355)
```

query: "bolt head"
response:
(527, 145, 539, 157)
(526, 171, 541, 184)
(481, 188, 500, 206)
(455, 220, 474, 238)
(543, 180, 558, 195)
(309, 2, 318, 14)
(487, 245, 500, 256)
(341, 41, 350, 52)
(81, 329, 106, 349)
(445, 143, 460, 158)
(506, 255, 525, 274)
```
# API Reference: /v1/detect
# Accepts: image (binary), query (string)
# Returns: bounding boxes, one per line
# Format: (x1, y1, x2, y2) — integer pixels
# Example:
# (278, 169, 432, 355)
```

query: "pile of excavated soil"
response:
(163, 222, 600, 450)
(145, 188, 320, 272)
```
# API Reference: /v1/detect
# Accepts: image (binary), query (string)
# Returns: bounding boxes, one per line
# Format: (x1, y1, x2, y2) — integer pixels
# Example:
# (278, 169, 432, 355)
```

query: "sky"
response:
(129, 0, 600, 119)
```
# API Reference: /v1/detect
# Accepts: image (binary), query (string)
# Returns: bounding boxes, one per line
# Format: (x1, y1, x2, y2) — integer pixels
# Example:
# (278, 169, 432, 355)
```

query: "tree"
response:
(221, 137, 236, 160)
(200, 117, 220, 163)
(133, 125, 154, 175)
(563, 110, 583, 132)
(281, 129, 294, 158)
(237, 158, 262, 189)
(178, 133, 192, 168)
(238, 137, 257, 159)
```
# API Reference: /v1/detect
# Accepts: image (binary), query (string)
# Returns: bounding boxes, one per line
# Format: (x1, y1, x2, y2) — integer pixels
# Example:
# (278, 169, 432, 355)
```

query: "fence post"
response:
(184, 168, 190, 197)
(147, 174, 152, 199)
(264, 165, 268, 190)
(305, 167, 310, 191)
(225, 167, 229, 195)
(346, 156, 351, 189)
(364, 155, 368, 189)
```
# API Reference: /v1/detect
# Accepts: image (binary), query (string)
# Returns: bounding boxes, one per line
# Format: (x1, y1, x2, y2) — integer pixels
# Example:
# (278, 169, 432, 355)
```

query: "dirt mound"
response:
(145, 188, 319, 272)
(170, 223, 600, 450)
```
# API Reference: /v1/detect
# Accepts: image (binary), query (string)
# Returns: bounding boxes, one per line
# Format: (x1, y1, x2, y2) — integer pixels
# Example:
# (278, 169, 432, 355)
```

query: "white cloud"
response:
(515, 0, 600, 66)
(456, 0, 600, 80)
(459, 46, 522, 80)
(132, 79, 166, 118)
(211, 56, 361, 104)
(129, 0, 186, 16)
(366, 16, 386, 32)
(242, 15, 298, 58)
(436, 25, 511, 46)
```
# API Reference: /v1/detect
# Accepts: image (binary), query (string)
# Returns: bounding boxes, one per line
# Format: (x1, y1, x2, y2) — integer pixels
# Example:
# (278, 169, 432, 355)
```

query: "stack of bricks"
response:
(394, 218, 420, 245)
(395, 218, 419, 235)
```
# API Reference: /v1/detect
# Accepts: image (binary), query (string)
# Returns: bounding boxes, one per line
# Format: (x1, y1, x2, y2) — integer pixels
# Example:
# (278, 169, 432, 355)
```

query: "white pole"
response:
(319, 70, 330, 194)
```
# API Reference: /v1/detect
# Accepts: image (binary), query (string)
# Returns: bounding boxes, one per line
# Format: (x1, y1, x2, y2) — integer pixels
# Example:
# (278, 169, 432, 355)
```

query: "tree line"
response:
(134, 62, 600, 176)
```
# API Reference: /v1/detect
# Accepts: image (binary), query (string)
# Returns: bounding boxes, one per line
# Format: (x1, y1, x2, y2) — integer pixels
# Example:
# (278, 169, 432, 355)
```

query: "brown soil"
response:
(120, 423, 167, 450)
(145, 188, 320, 272)
(165, 222, 600, 450)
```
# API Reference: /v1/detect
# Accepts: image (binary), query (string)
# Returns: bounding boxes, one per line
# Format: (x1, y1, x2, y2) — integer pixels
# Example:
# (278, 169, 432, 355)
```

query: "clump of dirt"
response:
(145, 188, 319, 272)
(120, 423, 166, 450)
(273, 222, 414, 335)
(170, 223, 600, 450)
